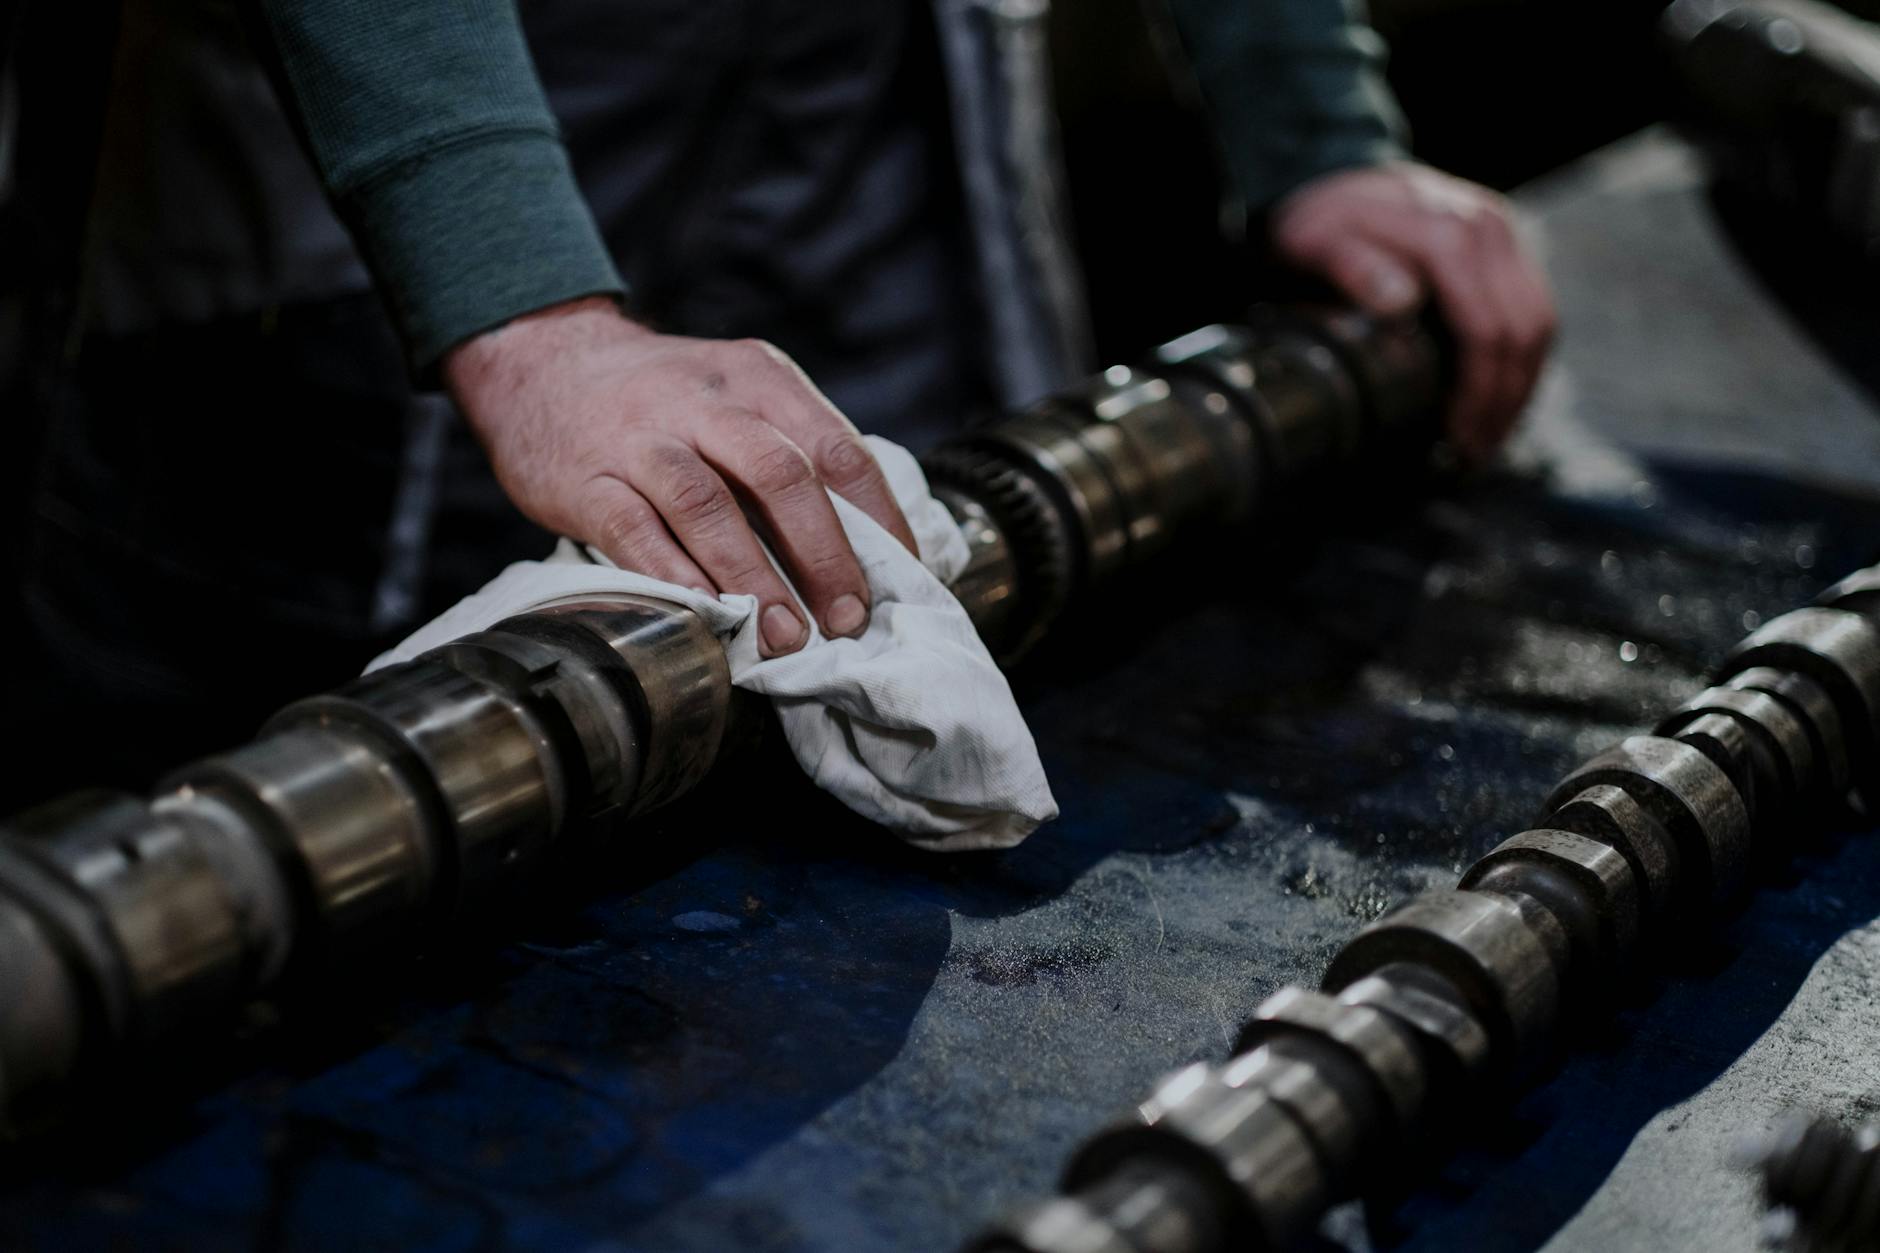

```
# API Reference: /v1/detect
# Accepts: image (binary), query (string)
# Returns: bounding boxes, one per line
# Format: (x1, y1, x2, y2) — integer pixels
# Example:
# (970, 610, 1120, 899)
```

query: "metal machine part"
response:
(968, 558, 1880, 1253)
(1745, 1111, 1880, 1252)
(1718, 607, 1880, 799)
(0, 307, 1446, 1134)
(1544, 735, 1753, 909)
(1664, 0, 1880, 254)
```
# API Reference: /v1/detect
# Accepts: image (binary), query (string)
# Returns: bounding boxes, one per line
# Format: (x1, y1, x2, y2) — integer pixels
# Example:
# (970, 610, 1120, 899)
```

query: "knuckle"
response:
(654, 453, 736, 528)
(1482, 204, 1517, 239)
(588, 500, 654, 565)
(732, 337, 787, 369)
(1276, 214, 1334, 256)
(798, 542, 860, 583)
(748, 441, 817, 496)
(1451, 308, 1498, 347)
(712, 550, 777, 591)
(670, 476, 733, 528)
(816, 434, 877, 487)
(1433, 218, 1473, 258)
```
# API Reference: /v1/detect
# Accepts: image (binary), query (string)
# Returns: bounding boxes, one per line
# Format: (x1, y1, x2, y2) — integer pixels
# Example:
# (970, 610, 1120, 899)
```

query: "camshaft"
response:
(0, 306, 1444, 1134)
(965, 563, 1880, 1251)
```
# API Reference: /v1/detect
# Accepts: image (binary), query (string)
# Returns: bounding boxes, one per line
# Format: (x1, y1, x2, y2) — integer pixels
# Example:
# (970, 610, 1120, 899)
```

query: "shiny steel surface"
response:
(1086, 367, 1232, 534)
(932, 486, 1021, 645)
(979, 409, 1134, 582)
(527, 596, 732, 816)
(275, 661, 559, 912)
(172, 725, 436, 957)
(18, 796, 251, 1042)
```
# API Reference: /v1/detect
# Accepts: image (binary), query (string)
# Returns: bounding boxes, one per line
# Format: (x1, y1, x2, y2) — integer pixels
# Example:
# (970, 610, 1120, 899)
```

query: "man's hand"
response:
(443, 297, 917, 656)
(1269, 161, 1556, 462)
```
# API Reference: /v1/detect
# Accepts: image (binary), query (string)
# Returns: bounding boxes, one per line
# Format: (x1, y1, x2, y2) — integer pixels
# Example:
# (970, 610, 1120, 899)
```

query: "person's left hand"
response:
(1268, 160, 1556, 463)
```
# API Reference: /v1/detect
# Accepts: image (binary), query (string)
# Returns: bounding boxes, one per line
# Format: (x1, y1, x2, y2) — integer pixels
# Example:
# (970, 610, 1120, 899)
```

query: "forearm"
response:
(1161, 0, 1409, 212)
(248, 0, 623, 370)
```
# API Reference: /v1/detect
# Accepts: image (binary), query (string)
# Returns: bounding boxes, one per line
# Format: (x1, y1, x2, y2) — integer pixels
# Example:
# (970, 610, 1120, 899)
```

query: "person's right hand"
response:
(443, 296, 917, 657)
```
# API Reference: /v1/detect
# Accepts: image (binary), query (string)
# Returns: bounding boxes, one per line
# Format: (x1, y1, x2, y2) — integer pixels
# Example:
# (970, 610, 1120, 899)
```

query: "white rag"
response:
(369, 437, 1057, 850)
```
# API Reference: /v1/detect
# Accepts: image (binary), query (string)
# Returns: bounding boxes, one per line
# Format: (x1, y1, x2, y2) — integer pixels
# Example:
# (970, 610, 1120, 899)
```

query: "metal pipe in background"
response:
(965, 557, 1880, 1251)
(0, 306, 1446, 1135)
(1664, 0, 1880, 254)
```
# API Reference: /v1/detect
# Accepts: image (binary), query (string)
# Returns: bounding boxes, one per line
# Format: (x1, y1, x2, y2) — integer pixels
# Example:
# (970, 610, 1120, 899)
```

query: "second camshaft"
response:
(970, 555, 1880, 1252)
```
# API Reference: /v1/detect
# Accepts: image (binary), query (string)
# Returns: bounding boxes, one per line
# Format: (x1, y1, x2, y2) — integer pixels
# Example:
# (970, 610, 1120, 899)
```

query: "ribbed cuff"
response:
(345, 128, 626, 373)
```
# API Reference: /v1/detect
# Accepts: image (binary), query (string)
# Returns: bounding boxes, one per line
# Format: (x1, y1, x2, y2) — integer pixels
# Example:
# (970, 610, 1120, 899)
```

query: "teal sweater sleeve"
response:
(251, 1, 624, 370)
(1160, 0, 1409, 213)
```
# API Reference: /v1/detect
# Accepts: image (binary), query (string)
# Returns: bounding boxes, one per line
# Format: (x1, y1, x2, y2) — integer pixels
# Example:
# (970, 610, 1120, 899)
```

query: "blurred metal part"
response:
(0, 305, 1447, 1134)
(1745, 1111, 1880, 1252)
(1664, 0, 1880, 253)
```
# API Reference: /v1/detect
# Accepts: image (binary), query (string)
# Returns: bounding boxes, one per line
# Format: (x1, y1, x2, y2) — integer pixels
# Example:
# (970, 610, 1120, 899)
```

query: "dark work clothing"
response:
(14, 301, 548, 804)
(83, 0, 988, 444)
(13, 0, 988, 803)
(248, 0, 1403, 380)
(9, 0, 1407, 806)
(250, 0, 625, 368)
(1165, 0, 1404, 215)
(530, 0, 993, 450)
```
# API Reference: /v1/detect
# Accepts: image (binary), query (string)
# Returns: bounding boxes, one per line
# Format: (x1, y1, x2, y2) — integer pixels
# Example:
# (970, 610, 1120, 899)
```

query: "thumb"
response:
(1309, 236, 1424, 317)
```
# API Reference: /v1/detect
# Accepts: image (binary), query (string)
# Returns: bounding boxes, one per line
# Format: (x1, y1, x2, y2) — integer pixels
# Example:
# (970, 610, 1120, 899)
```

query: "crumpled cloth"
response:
(369, 437, 1056, 850)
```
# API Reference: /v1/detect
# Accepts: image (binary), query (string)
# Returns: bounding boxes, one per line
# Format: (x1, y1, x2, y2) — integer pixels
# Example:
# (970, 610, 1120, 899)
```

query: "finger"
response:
(1485, 226, 1559, 449)
(1363, 214, 1512, 462)
(1464, 214, 1553, 455)
(1450, 222, 1526, 457)
(576, 474, 714, 593)
(1352, 201, 1534, 458)
(627, 435, 812, 656)
(1298, 234, 1426, 318)
(728, 340, 919, 554)
(1412, 235, 1502, 460)
(695, 408, 872, 639)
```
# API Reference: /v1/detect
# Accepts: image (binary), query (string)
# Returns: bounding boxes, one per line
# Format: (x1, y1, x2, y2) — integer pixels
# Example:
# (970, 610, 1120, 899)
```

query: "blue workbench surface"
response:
(9, 130, 1880, 1252)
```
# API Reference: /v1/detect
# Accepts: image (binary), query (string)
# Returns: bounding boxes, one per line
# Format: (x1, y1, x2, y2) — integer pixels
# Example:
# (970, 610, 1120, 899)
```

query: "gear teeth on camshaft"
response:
(922, 443, 1079, 660)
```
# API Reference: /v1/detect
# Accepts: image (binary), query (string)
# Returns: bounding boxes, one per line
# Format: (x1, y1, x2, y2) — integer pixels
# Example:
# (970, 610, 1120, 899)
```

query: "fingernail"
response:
(761, 603, 807, 655)
(826, 593, 868, 638)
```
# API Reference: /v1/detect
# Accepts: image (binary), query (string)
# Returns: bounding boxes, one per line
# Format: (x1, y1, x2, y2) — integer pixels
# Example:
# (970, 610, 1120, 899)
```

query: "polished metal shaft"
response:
(0, 307, 1444, 1134)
